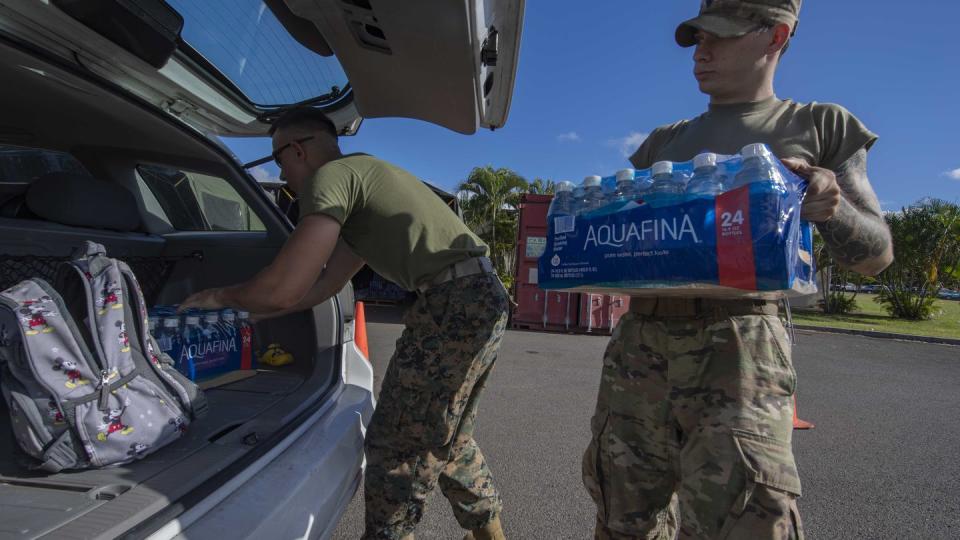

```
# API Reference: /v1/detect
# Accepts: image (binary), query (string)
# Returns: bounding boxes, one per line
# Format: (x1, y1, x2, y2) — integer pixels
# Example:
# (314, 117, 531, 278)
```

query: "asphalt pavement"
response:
(332, 305, 960, 539)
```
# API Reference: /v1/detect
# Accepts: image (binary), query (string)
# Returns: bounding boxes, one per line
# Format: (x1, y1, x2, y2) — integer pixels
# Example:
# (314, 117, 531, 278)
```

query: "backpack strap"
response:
(33, 429, 82, 473)
(61, 242, 143, 411)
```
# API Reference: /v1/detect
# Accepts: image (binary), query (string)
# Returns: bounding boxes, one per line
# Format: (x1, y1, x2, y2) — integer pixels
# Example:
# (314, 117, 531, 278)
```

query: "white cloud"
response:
(250, 165, 281, 183)
(943, 168, 960, 180)
(556, 131, 581, 143)
(608, 131, 649, 158)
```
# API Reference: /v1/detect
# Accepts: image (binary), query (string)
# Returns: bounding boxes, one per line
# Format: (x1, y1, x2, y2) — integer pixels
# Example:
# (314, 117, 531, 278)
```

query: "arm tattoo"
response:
(815, 149, 893, 274)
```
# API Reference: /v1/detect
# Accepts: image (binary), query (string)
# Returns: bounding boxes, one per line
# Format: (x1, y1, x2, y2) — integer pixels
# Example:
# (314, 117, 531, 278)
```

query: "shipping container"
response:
(579, 293, 630, 333)
(511, 193, 628, 334)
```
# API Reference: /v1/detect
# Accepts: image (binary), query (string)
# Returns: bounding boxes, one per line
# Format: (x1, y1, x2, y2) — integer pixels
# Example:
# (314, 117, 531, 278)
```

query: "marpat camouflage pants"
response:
(583, 298, 804, 540)
(363, 273, 509, 539)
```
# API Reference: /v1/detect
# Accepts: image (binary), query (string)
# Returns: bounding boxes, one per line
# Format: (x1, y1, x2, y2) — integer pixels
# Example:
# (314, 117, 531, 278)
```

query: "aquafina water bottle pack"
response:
(539, 143, 816, 298)
(148, 306, 257, 381)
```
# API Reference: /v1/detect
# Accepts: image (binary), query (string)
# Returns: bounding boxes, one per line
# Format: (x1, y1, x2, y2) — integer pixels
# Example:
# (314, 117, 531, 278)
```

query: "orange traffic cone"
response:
(355, 301, 369, 360)
(792, 395, 814, 430)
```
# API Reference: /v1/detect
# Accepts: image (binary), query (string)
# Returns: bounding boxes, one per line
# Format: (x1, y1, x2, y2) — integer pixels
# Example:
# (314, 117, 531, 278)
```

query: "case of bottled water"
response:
(541, 143, 816, 298)
(148, 305, 258, 381)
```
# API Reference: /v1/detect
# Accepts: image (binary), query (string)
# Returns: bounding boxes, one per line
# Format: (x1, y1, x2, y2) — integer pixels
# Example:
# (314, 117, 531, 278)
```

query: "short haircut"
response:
(269, 107, 339, 140)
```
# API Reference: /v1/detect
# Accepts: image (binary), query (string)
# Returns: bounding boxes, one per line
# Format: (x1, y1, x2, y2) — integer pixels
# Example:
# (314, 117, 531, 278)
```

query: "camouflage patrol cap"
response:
(676, 0, 802, 47)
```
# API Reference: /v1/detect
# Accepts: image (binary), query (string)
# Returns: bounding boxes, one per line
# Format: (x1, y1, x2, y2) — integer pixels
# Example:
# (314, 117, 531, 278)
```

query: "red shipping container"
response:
(544, 290, 579, 330)
(512, 195, 572, 331)
(607, 295, 631, 330)
(511, 193, 629, 334)
(578, 293, 629, 332)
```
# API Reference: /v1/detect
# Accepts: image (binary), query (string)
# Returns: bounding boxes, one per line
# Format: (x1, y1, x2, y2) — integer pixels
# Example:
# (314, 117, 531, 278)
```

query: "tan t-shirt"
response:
(628, 96, 877, 302)
(629, 96, 877, 171)
(299, 154, 487, 291)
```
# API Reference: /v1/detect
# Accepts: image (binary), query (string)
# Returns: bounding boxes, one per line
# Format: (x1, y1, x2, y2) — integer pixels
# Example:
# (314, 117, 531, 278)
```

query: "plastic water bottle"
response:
(237, 310, 255, 370)
(648, 161, 684, 195)
(220, 309, 237, 337)
(179, 315, 202, 380)
(686, 152, 725, 197)
(609, 169, 636, 203)
(571, 184, 585, 215)
(201, 311, 222, 341)
(578, 175, 605, 215)
(734, 143, 788, 235)
(548, 181, 575, 217)
(157, 316, 181, 358)
(733, 143, 786, 190)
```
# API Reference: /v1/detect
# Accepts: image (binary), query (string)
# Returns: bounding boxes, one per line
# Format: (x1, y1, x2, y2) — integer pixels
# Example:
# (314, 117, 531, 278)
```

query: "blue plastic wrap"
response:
(539, 144, 817, 299)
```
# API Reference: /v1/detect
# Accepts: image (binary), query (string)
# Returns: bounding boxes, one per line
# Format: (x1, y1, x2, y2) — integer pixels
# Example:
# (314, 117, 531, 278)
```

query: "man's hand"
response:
(180, 288, 225, 312)
(781, 157, 842, 223)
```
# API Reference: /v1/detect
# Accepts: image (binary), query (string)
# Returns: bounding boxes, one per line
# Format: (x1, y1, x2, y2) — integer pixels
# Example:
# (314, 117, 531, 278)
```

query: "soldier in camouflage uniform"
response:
(582, 1, 894, 538)
(365, 272, 508, 539)
(182, 108, 508, 540)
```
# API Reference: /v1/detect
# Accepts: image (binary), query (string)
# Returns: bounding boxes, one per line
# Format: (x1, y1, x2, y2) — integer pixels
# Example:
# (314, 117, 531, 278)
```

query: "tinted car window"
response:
(0, 145, 88, 182)
(137, 164, 266, 232)
(167, 0, 348, 106)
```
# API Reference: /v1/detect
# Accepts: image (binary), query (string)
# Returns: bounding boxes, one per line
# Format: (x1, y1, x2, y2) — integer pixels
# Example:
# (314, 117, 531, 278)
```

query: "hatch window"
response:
(168, 0, 348, 106)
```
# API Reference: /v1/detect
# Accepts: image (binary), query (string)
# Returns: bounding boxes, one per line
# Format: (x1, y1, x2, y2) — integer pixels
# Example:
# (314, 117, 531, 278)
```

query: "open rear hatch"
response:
(0, 0, 524, 136)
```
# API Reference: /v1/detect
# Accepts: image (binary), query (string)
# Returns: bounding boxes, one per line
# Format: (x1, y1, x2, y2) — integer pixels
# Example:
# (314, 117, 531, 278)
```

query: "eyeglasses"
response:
(271, 136, 315, 167)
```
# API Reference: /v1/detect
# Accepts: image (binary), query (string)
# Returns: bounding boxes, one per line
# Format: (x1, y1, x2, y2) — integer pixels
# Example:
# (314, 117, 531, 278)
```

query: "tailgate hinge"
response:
(481, 27, 499, 67)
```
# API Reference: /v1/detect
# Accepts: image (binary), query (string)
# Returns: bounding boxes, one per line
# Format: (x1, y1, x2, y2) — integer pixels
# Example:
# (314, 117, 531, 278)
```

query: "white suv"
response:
(0, 1, 522, 538)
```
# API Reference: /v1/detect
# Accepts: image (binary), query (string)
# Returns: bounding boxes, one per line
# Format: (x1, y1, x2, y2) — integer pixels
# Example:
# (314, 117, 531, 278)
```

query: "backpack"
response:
(0, 242, 206, 471)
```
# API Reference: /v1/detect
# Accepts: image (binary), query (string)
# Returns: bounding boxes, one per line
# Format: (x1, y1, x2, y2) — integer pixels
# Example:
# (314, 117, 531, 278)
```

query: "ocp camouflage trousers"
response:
(583, 299, 804, 540)
(362, 273, 509, 539)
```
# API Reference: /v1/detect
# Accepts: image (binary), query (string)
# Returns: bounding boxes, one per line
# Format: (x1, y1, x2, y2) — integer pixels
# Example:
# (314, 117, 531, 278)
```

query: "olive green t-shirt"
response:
(629, 96, 878, 171)
(299, 154, 487, 291)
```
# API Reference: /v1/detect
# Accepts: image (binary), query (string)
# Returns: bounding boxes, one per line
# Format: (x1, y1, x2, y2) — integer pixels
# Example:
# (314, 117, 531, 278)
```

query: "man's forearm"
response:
(248, 240, 365, 321)
(249, 275, 345, 321)
(815, 149, 894, 276)
(817, 199, 892, 275)
(216, 282, 287, 314)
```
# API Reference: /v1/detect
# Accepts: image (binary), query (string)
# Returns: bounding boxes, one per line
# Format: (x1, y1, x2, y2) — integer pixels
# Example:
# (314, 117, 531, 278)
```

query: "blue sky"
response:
(223, 0, 959, 211)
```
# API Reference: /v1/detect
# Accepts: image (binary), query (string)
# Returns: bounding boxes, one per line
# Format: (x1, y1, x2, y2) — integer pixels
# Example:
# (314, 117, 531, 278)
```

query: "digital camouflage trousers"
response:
(363, 273, 509, 539)
(583, 298, 804, 540)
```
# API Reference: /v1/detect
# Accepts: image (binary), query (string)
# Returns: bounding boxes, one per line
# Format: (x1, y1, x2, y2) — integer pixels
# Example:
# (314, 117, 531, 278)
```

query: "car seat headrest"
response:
(25, 172, 141, 232)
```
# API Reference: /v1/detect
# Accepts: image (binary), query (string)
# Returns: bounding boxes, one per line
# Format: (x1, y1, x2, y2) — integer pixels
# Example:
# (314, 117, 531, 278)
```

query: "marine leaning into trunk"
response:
(180, 108, 509, 540)
(582, 1, 894, 539)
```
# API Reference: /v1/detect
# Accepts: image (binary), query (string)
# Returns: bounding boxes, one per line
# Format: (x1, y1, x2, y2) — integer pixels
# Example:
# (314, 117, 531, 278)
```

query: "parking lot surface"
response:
(333, 306, 960, 539)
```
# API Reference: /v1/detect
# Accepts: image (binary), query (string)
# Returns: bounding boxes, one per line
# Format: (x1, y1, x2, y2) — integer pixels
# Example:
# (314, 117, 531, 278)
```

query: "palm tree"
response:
(457, 166, 529, 275)
(528, 178, 556, 195)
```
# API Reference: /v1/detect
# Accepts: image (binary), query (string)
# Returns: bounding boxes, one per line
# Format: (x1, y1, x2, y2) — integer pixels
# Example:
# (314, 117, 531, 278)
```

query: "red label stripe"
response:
(715, 186, 757, 290)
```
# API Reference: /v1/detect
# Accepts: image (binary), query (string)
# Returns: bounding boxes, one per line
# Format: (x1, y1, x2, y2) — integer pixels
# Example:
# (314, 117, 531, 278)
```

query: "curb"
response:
(792, 324, 960, 346)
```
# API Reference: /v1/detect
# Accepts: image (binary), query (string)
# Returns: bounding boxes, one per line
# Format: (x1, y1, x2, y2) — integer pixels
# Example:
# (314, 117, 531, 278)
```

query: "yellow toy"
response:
(258, 343, 294, 367)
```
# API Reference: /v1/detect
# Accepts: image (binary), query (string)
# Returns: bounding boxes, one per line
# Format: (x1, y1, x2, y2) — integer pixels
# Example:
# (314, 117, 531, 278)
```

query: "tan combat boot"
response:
(463, 515, 505, 540)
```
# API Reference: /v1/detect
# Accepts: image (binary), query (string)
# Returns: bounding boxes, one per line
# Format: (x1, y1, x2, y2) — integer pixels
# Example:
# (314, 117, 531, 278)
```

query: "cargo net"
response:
(0, 255, 177, 305)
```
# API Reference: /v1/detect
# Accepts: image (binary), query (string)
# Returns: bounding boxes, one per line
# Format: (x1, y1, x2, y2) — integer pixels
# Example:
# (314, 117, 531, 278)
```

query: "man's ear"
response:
(768, 22, 792, 56)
